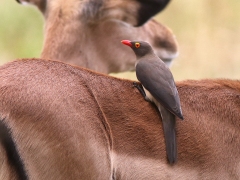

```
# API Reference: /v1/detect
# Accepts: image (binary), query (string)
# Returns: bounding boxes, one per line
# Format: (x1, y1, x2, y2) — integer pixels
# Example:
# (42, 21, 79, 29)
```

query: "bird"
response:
(121, 40, 183, 164)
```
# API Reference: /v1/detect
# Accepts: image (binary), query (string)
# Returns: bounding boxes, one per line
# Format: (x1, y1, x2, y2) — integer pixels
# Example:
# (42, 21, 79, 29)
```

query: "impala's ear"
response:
(104, 0, 170, 27)
(136, 0, 170, 26)
(16, 0, 46, 13)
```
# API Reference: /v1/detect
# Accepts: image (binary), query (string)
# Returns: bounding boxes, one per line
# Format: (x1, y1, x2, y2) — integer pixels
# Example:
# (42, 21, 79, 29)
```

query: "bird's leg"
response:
(132, 82, 151, 102)
(133, 82, 146, 97)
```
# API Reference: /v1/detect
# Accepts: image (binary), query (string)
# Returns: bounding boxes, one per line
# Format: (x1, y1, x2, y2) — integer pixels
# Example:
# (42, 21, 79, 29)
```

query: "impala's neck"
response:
(39, 0, 178, 74)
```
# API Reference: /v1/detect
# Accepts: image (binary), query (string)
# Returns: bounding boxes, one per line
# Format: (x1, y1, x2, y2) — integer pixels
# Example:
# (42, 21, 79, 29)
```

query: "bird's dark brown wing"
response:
(136, 58, 183, 119)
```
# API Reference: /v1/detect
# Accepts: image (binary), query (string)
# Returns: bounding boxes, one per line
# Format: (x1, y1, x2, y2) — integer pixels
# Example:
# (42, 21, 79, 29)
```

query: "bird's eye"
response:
(135, 43, 140, 48)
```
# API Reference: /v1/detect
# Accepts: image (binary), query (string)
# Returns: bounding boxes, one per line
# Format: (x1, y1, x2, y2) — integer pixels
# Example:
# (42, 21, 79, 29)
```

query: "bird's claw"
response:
(132, 82, 146, 98)
(132, 81, 140, 88)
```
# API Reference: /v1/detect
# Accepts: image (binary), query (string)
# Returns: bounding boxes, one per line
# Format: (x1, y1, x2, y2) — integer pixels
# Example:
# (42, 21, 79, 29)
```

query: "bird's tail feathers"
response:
(159, 105, 177, 164)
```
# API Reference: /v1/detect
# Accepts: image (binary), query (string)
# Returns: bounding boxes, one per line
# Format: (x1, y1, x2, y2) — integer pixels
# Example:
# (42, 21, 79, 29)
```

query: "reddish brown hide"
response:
(0, 59, 240, 179)
(16, 0, 178, 73)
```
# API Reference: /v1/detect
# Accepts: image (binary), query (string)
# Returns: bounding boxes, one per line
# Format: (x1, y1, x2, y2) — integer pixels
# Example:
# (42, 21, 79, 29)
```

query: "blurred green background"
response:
(0, 0, 240, 81)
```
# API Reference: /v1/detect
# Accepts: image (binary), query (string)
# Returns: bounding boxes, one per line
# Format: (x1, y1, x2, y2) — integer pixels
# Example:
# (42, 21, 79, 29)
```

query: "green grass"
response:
(1, 0, 240, 81)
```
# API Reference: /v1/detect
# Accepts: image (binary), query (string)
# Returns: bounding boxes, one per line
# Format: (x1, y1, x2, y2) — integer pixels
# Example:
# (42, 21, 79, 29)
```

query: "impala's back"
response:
(1, 59, 240, 179)
(16, 0, 178, 73)
(0, 59, 113, 179)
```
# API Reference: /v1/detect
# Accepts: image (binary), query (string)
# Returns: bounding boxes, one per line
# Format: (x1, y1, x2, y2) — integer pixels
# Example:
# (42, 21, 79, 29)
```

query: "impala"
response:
(0, 58, 240, 179)
(16, 0, 178, 73)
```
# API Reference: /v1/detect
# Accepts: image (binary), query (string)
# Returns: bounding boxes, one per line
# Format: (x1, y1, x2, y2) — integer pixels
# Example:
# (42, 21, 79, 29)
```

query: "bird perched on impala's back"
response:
(121, 40, 183, 164)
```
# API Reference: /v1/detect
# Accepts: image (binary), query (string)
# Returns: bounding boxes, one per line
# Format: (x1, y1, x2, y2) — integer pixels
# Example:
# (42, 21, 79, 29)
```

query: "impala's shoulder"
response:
(0, 58, 134, 88)
(0, 58, 58, 68)
(0, 58, 64, 75)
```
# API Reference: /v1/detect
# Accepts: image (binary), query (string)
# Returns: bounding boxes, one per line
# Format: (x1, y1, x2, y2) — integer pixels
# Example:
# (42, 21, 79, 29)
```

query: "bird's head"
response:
(121, 40, 154, 58)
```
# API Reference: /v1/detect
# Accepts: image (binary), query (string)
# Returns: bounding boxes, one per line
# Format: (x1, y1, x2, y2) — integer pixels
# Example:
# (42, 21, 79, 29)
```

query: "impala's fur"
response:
(1, 59, 240, 179)
(16, 0, 178, 73)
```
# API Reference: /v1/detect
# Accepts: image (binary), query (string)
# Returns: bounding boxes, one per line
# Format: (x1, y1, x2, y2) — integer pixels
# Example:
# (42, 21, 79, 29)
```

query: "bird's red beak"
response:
(121, 40, 132, 47)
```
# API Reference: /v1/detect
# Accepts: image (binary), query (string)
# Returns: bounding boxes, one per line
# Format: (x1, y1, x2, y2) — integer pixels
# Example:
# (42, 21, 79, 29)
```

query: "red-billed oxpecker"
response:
(121, 40, 183, 164)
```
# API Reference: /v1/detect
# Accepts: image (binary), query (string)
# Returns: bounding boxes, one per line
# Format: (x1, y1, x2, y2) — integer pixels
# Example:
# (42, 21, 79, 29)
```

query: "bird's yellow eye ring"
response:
(135, 43, 140, 48)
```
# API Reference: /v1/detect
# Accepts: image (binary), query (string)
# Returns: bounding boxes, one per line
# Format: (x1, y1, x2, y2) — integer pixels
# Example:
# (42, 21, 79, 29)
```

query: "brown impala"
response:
(16, 0, 178, 73)
(0, 58, 240, 179)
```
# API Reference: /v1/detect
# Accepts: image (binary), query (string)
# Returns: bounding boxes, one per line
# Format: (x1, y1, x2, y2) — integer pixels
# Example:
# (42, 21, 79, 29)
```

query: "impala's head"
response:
(16, 0, 178, 73)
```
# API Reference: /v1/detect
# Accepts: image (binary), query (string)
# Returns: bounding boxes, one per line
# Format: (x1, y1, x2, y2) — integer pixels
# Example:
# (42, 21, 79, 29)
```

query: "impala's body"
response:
(16, 0, 178, 73)
(0, 59, 240, 179)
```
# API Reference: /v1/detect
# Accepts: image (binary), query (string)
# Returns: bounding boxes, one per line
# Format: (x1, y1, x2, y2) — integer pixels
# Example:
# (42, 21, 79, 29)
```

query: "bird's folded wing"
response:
(136, 60, 182, 118)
